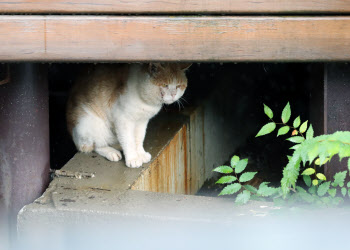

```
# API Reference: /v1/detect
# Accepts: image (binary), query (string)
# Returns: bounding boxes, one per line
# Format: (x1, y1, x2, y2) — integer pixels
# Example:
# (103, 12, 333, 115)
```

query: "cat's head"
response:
(147, 63, 191, 104)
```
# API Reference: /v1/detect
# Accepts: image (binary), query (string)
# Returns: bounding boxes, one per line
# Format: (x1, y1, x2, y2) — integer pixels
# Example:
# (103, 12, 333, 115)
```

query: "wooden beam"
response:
(1, 0, 350, 14)
(1, 16, 350, 62)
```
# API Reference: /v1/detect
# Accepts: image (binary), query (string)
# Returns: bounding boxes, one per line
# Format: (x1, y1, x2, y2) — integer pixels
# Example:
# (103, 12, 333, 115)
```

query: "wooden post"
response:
(323, 63, 350, 178)
(0, 63, 50, 246)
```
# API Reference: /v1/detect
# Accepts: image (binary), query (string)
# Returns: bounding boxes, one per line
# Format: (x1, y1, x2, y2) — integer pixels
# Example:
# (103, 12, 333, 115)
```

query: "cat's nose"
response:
(171, 90, 177, 98)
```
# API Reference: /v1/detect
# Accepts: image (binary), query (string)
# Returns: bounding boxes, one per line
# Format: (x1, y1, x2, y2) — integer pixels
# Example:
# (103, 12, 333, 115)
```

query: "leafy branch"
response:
(214, 102, 350, 207)
(213, 155, 277, 205)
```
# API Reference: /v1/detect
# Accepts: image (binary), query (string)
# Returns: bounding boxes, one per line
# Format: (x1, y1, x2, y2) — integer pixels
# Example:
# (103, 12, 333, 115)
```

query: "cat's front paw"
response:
(126, 157, 143, 168)
(106, 150, 122, 162)
(139, 152, 152, 163)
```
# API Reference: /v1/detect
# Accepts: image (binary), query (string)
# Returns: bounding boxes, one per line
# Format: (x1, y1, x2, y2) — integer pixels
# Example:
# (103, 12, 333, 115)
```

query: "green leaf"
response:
(219, 183, 241, 196)
(263, 104, 273, 119)
(301, 168, 315, 176)
(306, 125, 314, 140)
(235, 159, 248, 174)
(296, 186, 307, 193)
(333, 171, 347, 187)
(287, 155, 292, 161)
(216, 176, 237, 184)
(299, 120, 308, 133)
(307, 144, 319, 164)
(296, 186, 314, 203)
(281, 157, 301, 197)
(281, 131, 350, 197)
(308, 185, 316, 194)
(235, 190, 251, 205)
(273, 198, 286, 206)
(321, 196, 331, 205)
(281, 102, 291, 123)
(277, 126, 290, 137)
(312, 179, 319, 186)
(286, 136, 305, 144)
(339, 144, 350, 160)
(257, 182, 277, 197)
(239, 172, 257, 182)
(303, 175, 311, 187)
(315, 157, 329, 165)
(212, 166, 233, 174)
(316, 173, 327, 181)
(293, 116, 301, 128)
(317, 181, 331, 196)
(256, 122, 276, 137)
(290, 144, 301, 150)
(341, 187, 347, 197)
(244, 185, 258, 194)
(230, 155, 240, 168)
(250, 194, 266, 202)
(331, 197, 344, 206)
(328, 189, 336, 198)
(347, 182, 350, 188)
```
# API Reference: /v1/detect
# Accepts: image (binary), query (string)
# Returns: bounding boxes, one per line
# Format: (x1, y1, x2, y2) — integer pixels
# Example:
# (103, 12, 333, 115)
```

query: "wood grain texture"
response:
(1, 0, 350, 13)
(1, 16, 350, 62)
(132, 125, 193, 194)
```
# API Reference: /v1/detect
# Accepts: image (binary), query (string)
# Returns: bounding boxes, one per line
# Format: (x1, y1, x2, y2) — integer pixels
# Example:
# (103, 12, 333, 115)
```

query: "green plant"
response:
(214, 102, 350, 206)
(213, 156, 278, 205)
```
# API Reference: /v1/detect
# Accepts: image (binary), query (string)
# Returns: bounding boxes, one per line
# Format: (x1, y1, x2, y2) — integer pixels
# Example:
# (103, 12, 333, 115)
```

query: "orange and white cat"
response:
(67, 63, 191, 168)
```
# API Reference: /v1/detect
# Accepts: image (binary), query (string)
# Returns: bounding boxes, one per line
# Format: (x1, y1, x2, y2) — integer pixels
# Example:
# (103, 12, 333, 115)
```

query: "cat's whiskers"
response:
(176, 99, 185, 111)
(181, 98, 186, 108)
(180, 97, 188, 104)
(176, 100, 181, 111)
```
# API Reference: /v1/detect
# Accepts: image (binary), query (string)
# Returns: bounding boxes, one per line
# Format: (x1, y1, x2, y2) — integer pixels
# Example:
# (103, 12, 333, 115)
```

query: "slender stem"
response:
(233, 171, 250, 193)
(271, 118, 306, 139)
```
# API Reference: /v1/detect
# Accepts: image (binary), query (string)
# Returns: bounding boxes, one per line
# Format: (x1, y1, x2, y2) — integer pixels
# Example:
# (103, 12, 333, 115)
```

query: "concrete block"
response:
(17, 81, 261, 249)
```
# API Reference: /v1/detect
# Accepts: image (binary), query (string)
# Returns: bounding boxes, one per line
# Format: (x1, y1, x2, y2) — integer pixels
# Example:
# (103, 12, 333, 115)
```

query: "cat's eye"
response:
(176, 85, 181, 89)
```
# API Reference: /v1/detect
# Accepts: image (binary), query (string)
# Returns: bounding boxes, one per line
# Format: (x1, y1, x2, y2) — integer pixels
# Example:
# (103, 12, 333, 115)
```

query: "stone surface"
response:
(17, 89, 281, 249)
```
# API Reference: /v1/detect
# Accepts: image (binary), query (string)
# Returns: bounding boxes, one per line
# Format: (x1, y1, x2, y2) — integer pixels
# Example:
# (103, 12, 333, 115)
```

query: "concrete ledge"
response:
(18, 188, 350, 250)
(17, 106, 350, 250)
(17, 87, 277, 248)
(17, 188, 278, 250)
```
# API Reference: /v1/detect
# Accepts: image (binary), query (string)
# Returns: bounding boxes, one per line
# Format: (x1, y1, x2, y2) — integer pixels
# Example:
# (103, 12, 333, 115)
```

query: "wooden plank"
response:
(1, 16, 350, 62)
(1, 0, 350, 14)
(132, 125, 193, 194)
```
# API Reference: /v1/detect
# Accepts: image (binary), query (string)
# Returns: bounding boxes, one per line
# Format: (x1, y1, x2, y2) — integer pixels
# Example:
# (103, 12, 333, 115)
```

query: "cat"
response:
(66, 63, 191, 168)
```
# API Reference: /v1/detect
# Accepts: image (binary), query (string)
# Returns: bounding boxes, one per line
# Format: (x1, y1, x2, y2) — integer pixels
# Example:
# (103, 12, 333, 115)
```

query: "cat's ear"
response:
(148, 63, 163, 75)
(179, 63, 192, 71)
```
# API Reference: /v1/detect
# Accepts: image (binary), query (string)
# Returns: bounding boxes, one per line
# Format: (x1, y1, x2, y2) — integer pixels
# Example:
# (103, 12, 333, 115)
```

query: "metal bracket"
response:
(0, 64, 10, 85)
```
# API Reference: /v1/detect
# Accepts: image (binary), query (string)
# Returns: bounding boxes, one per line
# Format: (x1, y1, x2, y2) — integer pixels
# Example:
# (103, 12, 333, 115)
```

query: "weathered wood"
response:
(1, 0, 350, 14)
(0, 64, 49, 247)
(132, 125, 192, 194)
(1, 16, 350, 62)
